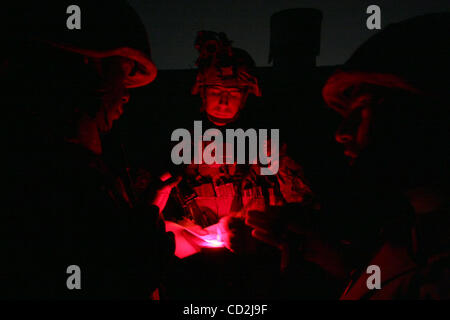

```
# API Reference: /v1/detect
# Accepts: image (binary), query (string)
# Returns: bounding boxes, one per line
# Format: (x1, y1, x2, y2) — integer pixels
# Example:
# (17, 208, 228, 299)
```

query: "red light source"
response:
(165, 221, 226, 258)
(198, 224, 225, 248)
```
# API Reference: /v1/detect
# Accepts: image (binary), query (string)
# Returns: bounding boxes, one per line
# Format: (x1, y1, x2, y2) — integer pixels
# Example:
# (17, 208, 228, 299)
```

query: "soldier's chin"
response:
(98, 116, 113, 134)
(207, 113, 234, 126)
(344, 150, 359, 165)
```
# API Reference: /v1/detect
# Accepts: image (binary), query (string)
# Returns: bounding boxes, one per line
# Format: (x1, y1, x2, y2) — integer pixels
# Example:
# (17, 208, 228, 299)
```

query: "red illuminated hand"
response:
(245, 209, 294, 270)
(151, 173, 182, 214)
(245, 204, 316, 242)
(246, 206, 350, 278)
(245, 205, 320, 270)
(245, 209, 288, 249)
(219, 216, 254, 253)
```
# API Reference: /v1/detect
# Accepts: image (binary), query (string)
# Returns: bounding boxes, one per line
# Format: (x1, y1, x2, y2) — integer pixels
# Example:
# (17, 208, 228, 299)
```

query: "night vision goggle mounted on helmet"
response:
(191, 31, 261, 97)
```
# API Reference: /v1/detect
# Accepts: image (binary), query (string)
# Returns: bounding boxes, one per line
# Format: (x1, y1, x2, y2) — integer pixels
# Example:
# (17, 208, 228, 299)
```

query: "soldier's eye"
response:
(128, 61, 138, 77)
(208, 88, 222, 95)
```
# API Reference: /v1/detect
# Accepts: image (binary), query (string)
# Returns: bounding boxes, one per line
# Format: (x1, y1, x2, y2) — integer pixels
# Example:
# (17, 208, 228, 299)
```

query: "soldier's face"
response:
(334, 94, 374, 165)
(90, 56, 134, 133)
(204, 86, 245, 125)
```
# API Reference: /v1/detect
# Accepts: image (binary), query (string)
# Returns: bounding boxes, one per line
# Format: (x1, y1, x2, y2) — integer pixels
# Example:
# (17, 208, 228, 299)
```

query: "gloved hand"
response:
(245, 205, 315, 271)
(245, 207, 290, 251)
(245, 204, 350, 278)
(220, 215, 255, 253)
(149, 172, 182, 214)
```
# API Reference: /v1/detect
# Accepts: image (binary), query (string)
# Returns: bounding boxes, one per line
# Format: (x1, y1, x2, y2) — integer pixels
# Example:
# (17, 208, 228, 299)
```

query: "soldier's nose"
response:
(219, 92, 229, 105)
(117, 104, 124, 117)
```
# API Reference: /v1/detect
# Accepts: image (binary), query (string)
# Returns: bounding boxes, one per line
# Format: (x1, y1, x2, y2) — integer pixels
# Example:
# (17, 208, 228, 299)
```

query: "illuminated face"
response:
(333, 94, 374, 165)
(331, 87, 439, 191)
(90, 56, 134, 133)
(203, 86, 246, 126)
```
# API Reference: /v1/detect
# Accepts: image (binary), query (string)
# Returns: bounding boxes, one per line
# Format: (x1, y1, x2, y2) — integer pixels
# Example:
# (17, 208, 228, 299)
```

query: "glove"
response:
(150, 172, 182, 214)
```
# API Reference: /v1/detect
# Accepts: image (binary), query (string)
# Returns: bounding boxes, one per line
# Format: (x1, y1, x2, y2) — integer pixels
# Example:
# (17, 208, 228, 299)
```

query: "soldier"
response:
(191, 30, 262, 126)
(169, 31, 314, 252)
(161, 31, 316, 300)
(3, 0, 178, 299)
(246, 13, 450, 299)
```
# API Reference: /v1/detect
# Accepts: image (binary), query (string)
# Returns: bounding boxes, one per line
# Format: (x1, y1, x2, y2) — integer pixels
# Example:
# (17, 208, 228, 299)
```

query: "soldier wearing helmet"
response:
(246, 13, 450, 299)
(167, 31, 314, 260)
(191, 31, 261, 126)
(3, 0, 178, 299)
(322, 13, 450, 300)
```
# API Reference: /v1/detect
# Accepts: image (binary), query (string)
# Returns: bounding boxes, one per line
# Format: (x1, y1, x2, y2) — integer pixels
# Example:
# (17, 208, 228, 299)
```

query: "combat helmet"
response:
(5, 0, 157, 88)
(191, 31, 261, 97)
(322, 13, 450, 110)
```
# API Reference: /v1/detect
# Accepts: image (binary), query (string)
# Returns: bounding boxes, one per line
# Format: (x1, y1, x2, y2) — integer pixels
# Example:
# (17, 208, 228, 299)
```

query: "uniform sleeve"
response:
(58, 168, 175, 299)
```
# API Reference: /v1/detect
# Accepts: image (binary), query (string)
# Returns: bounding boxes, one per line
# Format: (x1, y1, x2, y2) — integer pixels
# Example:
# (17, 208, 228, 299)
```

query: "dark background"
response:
(128, 0, 450, 70)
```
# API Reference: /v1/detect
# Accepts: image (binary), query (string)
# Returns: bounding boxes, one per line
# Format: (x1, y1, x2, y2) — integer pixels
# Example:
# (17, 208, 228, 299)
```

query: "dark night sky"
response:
(128, 0, 449, 70)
